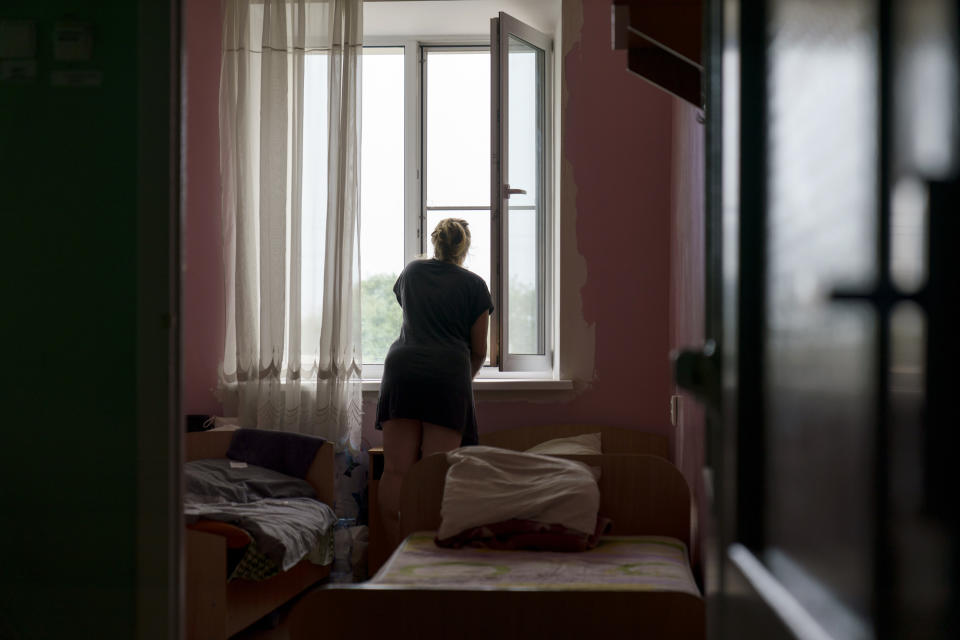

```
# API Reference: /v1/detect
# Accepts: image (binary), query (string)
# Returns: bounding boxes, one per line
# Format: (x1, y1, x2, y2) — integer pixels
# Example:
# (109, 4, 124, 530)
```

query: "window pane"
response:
(360, 47, 405, 364)
(425, 49, 490, 207)
(301, 53, 330, 367)
(506, 36, 542, 354)
(508, 208, 538, 353)
(507, 37, 538, 208)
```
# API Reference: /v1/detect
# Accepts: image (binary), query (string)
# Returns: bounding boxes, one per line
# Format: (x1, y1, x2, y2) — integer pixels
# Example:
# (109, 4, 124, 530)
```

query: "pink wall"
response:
(183, 0, 225, 418)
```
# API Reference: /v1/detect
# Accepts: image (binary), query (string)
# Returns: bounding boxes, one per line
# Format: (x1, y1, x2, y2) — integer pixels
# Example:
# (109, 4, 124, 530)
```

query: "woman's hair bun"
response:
(431, 218, 471, 264)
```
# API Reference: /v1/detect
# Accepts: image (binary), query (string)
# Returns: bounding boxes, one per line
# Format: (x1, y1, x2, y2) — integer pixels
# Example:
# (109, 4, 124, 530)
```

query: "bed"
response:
(366, 424, 670, 574)
(291, 450, 703, 639)
(185, 429, 336, 640)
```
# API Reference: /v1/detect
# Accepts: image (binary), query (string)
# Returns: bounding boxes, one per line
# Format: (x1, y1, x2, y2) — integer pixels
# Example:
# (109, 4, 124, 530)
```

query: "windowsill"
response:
(360, 377, 573, 393)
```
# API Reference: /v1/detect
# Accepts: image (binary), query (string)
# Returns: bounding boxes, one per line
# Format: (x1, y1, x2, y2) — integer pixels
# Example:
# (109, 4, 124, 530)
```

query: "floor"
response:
(229, 595, 298, 640)
(229, 555, 367, 638)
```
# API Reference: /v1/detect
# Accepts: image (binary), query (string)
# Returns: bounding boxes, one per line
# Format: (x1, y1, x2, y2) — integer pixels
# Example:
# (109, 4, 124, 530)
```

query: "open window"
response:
(358, 11, 555, 379)
(491, 13, 553, 373)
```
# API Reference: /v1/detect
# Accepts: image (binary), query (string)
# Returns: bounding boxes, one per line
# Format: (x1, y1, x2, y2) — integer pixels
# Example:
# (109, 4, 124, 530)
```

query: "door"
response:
(678, 0, 960, 638)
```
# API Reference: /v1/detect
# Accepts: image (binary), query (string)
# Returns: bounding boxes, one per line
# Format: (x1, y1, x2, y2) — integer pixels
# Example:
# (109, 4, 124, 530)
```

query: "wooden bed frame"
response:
(480, 423, 670, 457)
(292, 452, 703, 639)
(185, 430, 335, 640)
(399, 452, 691, 545)
(366, 424, 670, 574)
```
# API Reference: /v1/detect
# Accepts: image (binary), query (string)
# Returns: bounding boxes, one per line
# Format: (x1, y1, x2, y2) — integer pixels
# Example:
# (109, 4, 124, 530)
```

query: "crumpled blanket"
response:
(185, 497, 336, 571)
(436, 515, 613, 552)
(229, 528, 335, 581)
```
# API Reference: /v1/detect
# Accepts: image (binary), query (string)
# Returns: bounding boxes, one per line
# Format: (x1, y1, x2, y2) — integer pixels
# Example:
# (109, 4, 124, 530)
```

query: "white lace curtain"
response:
(217, 0, 363, 451)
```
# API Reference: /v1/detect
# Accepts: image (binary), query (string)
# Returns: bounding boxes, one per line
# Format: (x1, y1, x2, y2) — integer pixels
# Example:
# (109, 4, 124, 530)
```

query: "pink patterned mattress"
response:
(370, 533, 701, 596)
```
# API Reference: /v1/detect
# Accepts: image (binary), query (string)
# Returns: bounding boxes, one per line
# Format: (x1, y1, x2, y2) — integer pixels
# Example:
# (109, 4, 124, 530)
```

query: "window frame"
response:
(491, 13, 554, 373)
(359, 34, 554, 379)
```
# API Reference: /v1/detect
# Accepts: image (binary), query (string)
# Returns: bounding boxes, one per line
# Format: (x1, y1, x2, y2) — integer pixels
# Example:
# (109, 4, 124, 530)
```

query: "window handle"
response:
(504, 184, 527, 199)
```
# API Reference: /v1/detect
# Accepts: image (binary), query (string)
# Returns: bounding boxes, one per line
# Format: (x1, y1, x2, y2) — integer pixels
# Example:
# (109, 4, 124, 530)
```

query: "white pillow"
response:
(524, 432, 602, 456)
(437, 446, 600, 540)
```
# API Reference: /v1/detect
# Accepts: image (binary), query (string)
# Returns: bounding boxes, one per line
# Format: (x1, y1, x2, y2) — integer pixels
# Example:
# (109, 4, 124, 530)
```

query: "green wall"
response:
(1, 2, 143, 637)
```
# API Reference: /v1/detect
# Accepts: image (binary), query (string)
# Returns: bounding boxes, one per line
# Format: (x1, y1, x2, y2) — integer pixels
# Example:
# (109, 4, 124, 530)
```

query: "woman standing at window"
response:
(375, 218, 493, 548)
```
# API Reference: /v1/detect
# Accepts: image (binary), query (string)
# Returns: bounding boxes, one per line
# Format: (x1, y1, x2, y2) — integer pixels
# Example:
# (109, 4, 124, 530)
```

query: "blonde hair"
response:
(430, 218, 471, 265)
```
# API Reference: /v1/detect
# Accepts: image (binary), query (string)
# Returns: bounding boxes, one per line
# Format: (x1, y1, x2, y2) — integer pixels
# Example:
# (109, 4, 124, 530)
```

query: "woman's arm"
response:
(469, 311, 489, 378)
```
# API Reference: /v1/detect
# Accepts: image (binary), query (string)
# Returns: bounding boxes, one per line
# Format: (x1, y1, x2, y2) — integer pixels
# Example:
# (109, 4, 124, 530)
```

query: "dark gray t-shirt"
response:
(392, 259, 494, 352)
(375, 259, 494, 444)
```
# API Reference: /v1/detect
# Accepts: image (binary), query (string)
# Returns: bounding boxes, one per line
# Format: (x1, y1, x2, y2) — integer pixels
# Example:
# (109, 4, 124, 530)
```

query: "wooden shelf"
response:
(612, 0, 703, 106)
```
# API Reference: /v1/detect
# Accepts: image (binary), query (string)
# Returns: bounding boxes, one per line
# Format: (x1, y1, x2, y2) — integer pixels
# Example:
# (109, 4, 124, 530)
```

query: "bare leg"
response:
(421, 422, 462, 457)
(380, 419, 422, 550)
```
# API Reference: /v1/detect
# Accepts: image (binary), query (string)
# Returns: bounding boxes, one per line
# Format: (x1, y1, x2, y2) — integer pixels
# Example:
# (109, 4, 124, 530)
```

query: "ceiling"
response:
(363, 0, 561, 38)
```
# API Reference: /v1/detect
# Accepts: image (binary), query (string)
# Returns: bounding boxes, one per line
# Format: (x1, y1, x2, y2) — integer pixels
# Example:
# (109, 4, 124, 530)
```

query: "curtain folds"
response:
(218, 0, 363, 452)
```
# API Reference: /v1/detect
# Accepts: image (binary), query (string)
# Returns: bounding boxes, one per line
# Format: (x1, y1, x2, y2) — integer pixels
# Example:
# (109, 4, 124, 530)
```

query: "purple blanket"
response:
(226, 428, 325, 478)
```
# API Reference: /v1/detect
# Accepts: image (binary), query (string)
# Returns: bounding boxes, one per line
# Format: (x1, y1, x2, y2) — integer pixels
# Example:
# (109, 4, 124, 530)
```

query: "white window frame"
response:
(360, 32, 555, 380)
(491, 13, 554, 373)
